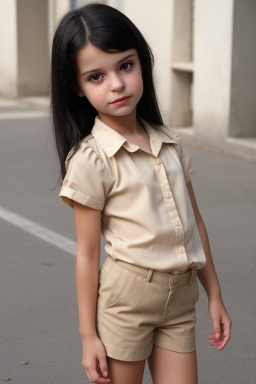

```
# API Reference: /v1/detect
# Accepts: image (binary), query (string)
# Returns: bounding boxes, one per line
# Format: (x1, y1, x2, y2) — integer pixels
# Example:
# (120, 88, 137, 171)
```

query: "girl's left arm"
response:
(186, 181, 232, 351)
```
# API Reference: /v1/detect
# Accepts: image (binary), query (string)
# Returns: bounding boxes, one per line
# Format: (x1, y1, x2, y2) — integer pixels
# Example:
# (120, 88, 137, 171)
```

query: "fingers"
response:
(83, 361, 111, 383)
(83, 362, 99, 383)
(97, 356, 110, 380)
(217, 317, 232, 350)
(209, 330, 223, 347)
(82, 335, 112, 383)
(212, 318, 221, 340)
(209, 316, 232, 351)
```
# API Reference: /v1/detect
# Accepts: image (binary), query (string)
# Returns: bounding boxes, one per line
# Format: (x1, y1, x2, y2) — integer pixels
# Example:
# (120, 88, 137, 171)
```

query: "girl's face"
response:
(74, 43, 144, 121)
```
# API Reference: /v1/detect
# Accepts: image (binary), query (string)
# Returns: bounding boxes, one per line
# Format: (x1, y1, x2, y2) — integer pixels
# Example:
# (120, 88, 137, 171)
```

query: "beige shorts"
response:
(96, 256, 199, 362)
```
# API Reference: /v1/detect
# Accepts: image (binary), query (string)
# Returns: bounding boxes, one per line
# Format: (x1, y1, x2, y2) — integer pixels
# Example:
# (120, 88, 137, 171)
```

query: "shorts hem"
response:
(104, 343, 152, 362)
(153, 340, 196, 354)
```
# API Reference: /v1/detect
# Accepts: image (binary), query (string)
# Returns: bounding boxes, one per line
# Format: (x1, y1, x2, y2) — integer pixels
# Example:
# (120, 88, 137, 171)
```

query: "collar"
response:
(91, 115, 179, 158)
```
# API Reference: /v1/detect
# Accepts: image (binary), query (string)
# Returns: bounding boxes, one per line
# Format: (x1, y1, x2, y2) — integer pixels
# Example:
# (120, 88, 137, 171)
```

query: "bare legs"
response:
(106, 356, 146, 384)
(147, 344, 198, 384)
(105, 345, 197, 384)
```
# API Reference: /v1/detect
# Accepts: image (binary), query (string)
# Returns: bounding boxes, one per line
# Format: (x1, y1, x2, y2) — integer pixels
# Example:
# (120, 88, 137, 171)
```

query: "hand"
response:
(82, 334, 111, 383)
(208, 295, 232, 350)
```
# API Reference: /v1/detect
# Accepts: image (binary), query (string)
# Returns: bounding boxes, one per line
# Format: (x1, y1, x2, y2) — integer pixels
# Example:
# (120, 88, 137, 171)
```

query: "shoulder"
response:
(153, 123, 191, 162)
(151, 121, 181, 144)
(162, 125, 181, 142)
(65, 133, 105, 171)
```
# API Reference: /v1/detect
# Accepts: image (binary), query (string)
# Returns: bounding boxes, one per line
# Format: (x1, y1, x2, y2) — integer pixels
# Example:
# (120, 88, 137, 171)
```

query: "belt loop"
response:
(145, 268, 154, 283)
(189, 269, 197, 285)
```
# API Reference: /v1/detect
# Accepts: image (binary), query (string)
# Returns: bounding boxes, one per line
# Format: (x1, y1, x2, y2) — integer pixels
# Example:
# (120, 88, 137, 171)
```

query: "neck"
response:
(98, 110, 141, 135)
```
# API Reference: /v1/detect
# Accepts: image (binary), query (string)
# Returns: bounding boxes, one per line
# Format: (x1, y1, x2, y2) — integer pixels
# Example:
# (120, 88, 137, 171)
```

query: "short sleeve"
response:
(59, 142, 110, 210)
(176, 138, 197, 184)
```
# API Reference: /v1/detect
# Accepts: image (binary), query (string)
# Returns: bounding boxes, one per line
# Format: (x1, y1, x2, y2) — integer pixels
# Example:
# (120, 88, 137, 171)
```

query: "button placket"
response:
(148, 154, 189, 271)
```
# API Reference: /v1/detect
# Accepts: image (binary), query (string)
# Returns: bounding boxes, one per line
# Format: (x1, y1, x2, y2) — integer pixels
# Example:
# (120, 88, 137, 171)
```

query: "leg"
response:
(106, 356, 146, 384)
(147, 345, 198, 384)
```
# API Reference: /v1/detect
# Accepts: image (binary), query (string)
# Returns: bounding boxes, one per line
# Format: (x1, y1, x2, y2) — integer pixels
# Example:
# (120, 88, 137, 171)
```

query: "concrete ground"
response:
(0, 99, 255, 383)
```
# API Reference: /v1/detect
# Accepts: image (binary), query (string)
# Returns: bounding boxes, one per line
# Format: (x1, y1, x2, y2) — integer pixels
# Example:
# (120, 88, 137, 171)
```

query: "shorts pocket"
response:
(104, 267, 132, 309)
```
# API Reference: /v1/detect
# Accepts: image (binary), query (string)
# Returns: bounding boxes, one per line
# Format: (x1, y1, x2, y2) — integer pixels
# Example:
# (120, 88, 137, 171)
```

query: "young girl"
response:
(51, 3, 231, 384)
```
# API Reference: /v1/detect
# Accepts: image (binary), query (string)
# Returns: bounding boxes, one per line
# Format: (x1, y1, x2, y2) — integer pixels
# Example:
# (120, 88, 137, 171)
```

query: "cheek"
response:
(131, 68, 143, 85)
(138, 77, 144, 96)
(131, 72, 144, 97)
(84, 86, 106, 107)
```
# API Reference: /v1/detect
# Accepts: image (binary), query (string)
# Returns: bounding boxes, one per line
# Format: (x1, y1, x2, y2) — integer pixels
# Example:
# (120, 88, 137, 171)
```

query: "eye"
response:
(121, 62, 134, 71)
(88, 73, 103, 83)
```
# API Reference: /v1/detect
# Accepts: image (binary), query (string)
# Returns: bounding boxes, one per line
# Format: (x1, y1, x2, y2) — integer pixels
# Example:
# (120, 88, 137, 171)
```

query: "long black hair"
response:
(50, 3, 163, 181)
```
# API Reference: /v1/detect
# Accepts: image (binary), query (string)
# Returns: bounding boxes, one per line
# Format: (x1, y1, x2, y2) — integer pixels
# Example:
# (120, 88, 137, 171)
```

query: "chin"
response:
(102, 108, 136, 118)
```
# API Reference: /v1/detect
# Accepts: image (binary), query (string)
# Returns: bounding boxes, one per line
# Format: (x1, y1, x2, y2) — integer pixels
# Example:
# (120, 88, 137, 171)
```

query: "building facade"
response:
(1, 0, 255, 158)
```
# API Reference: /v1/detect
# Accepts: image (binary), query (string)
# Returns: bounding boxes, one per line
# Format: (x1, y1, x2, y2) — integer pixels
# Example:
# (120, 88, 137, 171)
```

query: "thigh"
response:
(147, 345, 198, 384)
(106, 356, 146, 384)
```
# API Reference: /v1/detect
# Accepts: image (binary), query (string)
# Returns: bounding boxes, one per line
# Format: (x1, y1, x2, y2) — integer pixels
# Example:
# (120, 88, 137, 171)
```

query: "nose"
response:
(110, 73, 125, 92)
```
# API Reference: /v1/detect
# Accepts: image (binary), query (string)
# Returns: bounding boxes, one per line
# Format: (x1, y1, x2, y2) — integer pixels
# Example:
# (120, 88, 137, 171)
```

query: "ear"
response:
(71, 82, 84, 97)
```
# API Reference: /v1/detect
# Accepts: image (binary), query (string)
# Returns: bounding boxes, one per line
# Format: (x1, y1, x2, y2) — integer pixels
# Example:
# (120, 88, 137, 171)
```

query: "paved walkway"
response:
(0, 101, 255, 383)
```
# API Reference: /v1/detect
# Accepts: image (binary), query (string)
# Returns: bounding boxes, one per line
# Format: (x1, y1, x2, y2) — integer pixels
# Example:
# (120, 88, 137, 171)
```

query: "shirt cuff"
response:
(59, 186, 105, 210)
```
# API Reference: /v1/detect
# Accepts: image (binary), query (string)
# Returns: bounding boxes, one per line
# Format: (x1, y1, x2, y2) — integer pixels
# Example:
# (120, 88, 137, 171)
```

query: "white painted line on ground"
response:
(0, 111, 48, 120)
(0, 206, 76, 255)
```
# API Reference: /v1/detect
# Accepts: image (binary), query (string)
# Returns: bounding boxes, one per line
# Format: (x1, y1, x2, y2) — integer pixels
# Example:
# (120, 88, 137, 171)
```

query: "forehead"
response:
(75, 43, 138, 74)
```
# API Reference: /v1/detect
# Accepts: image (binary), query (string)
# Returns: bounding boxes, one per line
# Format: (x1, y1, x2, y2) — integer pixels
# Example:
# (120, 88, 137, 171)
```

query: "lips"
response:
(111, 96, 131, 104)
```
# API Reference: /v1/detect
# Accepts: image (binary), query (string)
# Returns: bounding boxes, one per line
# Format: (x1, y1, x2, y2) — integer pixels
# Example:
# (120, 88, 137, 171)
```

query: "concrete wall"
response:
(170, 0, 194, 127)
(229, 0, 256, 138)
(107, 0, 124, 11)
(17, 0, 49, 96)
(0, 0, 18, 97)
(193, 0, 234, 143)
(48, 0, 70, 58)
(1, 0, 255, 147)
(0, 0, 71, 98)
(122, 0, 174, 124)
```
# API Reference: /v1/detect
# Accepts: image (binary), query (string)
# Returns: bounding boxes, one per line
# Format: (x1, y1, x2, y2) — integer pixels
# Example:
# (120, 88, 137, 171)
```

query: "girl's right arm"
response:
(73, 201, 111, 383)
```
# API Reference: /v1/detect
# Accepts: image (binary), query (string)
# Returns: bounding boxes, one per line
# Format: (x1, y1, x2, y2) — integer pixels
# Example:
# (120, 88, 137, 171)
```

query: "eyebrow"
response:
(81, 53, 136, 76)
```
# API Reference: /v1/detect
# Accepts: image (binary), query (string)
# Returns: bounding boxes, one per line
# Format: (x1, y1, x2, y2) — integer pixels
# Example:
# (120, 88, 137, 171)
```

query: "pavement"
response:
(0, 98, 255, 383)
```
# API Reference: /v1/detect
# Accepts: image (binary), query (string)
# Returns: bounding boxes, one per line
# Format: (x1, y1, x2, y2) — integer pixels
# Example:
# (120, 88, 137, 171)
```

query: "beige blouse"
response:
(59, 116, 206, 273)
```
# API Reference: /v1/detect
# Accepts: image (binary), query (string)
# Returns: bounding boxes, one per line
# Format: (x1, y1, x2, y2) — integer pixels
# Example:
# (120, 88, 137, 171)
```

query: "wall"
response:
(229, 0, 256, 138)
(122, 0, 174, 124)
(0, 0, 18, 97)
(193, 0, 234, 143)
(16, 0, 49, 96)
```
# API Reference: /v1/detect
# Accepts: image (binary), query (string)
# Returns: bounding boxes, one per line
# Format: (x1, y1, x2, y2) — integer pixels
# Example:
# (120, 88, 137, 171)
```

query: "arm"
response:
(73, 201, 111, 383)
(74, 201, 101, 339)
(186, 181, 221, 300)
(186, 181, 232, 350)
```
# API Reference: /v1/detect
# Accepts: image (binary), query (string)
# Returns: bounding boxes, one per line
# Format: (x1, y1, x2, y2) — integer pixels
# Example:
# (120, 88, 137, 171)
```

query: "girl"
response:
(51, 3, 232, 384)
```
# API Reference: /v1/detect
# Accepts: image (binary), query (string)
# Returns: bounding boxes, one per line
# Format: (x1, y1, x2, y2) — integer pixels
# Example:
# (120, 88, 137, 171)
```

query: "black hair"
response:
(50, 2, 163, 181)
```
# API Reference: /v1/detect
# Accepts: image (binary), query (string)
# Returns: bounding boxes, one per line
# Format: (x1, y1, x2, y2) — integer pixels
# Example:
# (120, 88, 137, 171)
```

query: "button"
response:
(173, 278, 178, 284)
(165, 192, 172, 198)
(179, 247, 185, 253)
(156, 159, 161, 165)
(175, 220, 181, 226)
